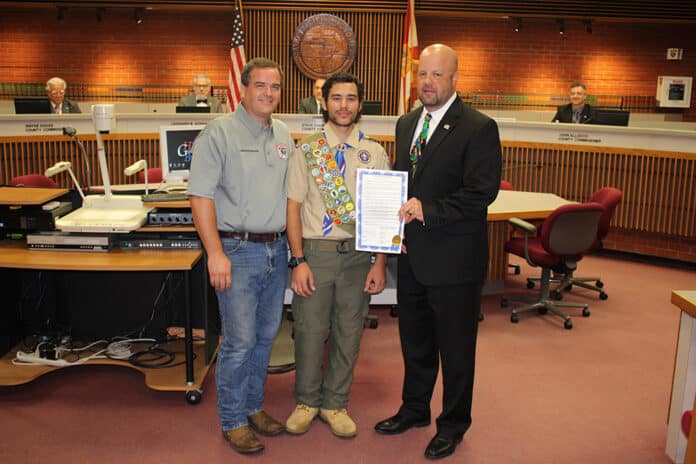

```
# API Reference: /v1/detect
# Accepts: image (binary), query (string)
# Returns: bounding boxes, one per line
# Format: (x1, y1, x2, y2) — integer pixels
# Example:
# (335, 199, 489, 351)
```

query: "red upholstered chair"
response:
(527, 187, 623, 300)
(138, 167, 163, 184)
(501, 202, 604, 329)
(9, 174, 59, 188)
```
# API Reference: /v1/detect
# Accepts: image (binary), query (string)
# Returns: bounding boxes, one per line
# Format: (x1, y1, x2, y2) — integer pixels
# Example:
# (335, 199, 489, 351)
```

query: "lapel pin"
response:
(443, 124, 450, 130)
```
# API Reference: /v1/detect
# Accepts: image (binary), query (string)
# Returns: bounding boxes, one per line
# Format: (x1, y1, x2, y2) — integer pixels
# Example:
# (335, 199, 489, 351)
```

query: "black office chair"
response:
(501, 202, 604, 329)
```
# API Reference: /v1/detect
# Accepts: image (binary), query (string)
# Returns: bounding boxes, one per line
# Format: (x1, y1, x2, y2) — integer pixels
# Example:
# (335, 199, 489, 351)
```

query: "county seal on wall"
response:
(292, 14, 357, 79)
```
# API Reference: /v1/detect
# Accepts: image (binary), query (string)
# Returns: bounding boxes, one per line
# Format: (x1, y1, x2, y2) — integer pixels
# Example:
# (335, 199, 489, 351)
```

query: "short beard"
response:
(328, 114, 358, 127)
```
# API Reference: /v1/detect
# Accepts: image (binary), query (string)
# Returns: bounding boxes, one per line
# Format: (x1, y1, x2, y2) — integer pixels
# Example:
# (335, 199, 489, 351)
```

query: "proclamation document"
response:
(355, 169, 408, 254)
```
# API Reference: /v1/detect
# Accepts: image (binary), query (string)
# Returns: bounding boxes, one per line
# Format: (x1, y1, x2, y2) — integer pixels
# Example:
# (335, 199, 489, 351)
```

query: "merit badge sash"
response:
(299, 132, 356, 236)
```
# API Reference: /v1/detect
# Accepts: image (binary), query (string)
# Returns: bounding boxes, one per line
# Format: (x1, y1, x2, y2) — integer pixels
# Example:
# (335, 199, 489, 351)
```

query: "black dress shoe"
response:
(374, 413, 430, 435)
(424, 434, 463, 460)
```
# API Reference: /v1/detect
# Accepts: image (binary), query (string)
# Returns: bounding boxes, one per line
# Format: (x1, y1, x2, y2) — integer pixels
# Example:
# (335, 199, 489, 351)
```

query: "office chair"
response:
(527, 187, 623, 300)
(138, 167, 163, 184)
(499, 180, 521, 275)
(9, 174, 59, 188)
(501, 202, 604, 329)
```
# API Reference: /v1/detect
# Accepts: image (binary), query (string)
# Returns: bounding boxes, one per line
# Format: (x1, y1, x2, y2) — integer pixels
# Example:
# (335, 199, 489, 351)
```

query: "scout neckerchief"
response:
(299, 131, 362, 236)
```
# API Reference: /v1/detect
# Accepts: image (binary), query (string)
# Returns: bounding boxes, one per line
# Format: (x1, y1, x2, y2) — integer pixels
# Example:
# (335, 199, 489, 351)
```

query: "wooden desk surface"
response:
(487, 190, 574, 221)
(0, 241, 201, 271)
(672, 291, 696, 319)
(0, 186, 69, 205)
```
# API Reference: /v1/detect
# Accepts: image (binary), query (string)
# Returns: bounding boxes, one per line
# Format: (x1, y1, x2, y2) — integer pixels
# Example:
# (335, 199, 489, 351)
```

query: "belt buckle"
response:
(336, 240, 350, 254)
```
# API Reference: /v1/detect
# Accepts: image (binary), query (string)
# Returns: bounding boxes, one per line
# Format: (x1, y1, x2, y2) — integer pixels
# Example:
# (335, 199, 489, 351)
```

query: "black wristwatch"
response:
(288, 256, 307, 269)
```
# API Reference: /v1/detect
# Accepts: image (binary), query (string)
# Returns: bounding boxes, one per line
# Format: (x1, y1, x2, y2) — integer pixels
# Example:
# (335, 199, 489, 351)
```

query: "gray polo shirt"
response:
(187, 104, 292, 233)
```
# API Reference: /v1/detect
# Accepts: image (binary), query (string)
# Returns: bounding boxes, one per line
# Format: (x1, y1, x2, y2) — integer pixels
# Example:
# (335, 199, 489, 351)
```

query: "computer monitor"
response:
(593, 109, 630, 126)
(362, 100, 382, 115)
(175, 106, 211, 113)
(14, 97, 52, 114)
(159, 125, 206, 184)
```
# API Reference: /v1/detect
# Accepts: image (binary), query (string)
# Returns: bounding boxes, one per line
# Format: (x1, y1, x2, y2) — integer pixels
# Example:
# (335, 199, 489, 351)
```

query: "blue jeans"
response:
(215, 236, 288, 431)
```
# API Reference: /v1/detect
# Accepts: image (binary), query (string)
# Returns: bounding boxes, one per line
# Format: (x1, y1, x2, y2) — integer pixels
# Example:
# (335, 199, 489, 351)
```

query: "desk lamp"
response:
(45, 161, 85, 200)
(124, 159, 149, 195)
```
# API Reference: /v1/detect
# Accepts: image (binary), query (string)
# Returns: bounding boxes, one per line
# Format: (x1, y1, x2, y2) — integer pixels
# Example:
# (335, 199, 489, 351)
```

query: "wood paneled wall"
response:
(3, 134, 693, 241)
(244, 9, 403, 114)
(502, 142, 696, 238)
(1, 135, 159, 188)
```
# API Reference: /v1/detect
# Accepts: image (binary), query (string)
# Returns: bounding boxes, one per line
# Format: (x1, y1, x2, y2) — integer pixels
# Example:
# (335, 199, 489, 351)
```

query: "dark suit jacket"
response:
(178, 94, 223, 113)
(551, 103, 596, 123)
(50, 99, 81, 114)
(298, 96, 321, 114)
(395, 98, 502, 286)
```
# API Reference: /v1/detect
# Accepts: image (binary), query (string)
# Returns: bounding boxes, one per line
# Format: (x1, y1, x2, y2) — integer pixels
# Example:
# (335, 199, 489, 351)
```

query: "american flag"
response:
(227, 0, 247, 112)
(397, 0, 419, 115)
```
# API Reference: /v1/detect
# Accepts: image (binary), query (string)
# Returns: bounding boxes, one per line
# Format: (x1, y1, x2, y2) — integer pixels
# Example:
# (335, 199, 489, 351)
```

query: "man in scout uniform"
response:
(285, 72, 390, 438)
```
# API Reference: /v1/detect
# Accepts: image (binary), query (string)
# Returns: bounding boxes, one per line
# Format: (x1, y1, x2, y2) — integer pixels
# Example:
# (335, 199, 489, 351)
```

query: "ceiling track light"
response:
(513, 17, 522, 32)
(584, 19, 593, 34)
(557, 19, 565, 35)
(134, 8, 143, 25)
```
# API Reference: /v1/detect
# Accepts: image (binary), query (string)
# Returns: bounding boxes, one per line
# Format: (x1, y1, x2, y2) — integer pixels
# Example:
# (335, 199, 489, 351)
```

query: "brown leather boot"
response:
(222, 426, 264, 454)
(248, 410, 286, 436)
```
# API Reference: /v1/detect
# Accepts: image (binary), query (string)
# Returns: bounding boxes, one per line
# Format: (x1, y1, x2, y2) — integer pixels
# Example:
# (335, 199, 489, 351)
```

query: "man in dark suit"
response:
(374, 43, 502, 460)
(297, 78, 325, 114)
(46, 77, 81, 114)
(178, 73, 223, 112)
(552, 82, 596, 123)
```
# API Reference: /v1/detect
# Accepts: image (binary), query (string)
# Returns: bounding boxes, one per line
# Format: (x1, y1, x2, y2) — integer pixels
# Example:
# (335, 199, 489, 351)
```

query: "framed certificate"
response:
(355, 169, 407, 253)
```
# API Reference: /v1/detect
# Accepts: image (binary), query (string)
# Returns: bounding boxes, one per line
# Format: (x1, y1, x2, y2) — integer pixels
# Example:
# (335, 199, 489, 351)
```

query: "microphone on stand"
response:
(62, 126, 91, 190)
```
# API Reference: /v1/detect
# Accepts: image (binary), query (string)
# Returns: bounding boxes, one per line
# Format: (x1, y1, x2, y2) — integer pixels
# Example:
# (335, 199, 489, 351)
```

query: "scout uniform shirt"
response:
(288, 123, 391, 240)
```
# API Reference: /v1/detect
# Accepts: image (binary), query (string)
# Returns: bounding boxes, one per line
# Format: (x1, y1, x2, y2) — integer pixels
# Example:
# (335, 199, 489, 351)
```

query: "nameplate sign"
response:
(24, 122, 63, 133)
(300, 118, 324, 133)
(557, 132, 602, 144)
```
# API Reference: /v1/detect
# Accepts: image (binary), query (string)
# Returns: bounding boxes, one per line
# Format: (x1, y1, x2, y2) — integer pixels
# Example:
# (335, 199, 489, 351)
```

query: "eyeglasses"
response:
(49, 90, 65, 96)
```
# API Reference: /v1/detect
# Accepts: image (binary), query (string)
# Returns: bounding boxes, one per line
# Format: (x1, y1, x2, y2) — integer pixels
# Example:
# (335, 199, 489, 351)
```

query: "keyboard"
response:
(142, 192, 189, 202)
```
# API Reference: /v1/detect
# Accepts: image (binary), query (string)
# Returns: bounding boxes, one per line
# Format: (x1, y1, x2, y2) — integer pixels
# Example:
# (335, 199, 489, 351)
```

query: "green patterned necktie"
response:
(409, 113, 431, 175)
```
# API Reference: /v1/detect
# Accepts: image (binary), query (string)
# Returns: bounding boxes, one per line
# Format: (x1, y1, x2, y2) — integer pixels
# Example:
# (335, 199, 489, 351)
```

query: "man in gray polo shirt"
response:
(188, 57, 293, 455)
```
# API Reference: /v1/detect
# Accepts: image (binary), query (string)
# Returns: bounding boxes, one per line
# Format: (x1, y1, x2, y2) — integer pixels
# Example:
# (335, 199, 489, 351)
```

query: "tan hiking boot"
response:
(221, 426, 264, 454)
(319, 408, 357, 438)
(285, 404, 319, 435)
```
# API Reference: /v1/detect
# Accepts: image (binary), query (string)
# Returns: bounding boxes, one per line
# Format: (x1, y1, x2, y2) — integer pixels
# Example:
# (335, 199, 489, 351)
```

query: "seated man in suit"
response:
(178, 73, 223, 112)
(552, 82, 596, 124)
(298, 78, 325, 114)
(46, 77, 81, 114)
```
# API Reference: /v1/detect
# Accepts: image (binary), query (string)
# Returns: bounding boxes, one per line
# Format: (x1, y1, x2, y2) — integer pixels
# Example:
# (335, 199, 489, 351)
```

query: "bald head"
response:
(421, 44, 458, 73)
(417, 43, 459, 111)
